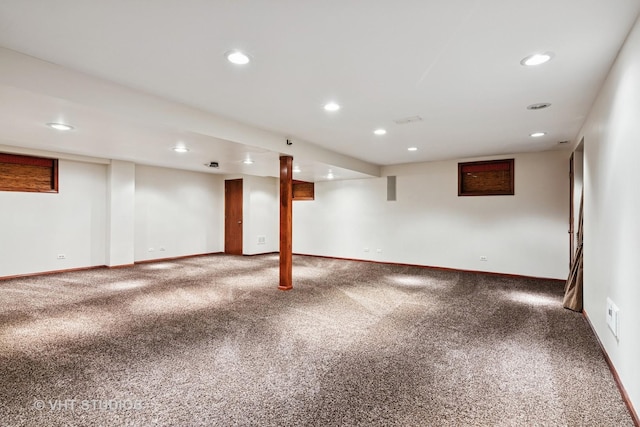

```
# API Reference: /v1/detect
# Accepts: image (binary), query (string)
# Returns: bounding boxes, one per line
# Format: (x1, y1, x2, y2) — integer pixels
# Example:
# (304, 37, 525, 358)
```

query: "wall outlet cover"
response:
(606, 298, 619, 338)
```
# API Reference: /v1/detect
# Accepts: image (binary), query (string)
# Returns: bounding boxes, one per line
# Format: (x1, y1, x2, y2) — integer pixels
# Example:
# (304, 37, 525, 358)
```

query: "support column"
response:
(107, 160, 135, 267)
(279, 155, 293, 290)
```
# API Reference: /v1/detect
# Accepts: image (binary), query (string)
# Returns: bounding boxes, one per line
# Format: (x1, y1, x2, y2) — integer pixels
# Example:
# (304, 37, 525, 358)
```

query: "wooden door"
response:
(225, 179, 243, 255)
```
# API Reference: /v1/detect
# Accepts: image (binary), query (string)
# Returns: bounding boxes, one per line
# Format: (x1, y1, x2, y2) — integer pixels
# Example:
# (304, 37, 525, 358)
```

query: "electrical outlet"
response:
(57, 254, 66, 260)
(606, 298, 619, 338)
(257, 236, 266, 245)
(364, 248, 370, 252)
(480, 256, 488, 261)
(159, 247, 166, 252)
(376, 248, 382, 253)
(148, 248, 154, 252)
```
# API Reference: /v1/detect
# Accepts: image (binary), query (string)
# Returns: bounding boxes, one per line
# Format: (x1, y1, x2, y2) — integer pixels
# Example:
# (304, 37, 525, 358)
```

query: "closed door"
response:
(225, 179, 243, 255)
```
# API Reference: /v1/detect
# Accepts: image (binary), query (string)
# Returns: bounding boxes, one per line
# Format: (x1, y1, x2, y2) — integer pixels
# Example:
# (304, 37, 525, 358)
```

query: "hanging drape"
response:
(563, 191, 583, 312)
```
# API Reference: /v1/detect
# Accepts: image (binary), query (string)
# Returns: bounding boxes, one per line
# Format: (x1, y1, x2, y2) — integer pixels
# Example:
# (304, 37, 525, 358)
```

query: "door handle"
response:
(238, 221, 242, 224)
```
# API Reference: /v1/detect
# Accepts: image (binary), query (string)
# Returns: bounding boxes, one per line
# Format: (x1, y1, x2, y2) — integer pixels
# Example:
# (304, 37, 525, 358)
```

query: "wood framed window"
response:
(458, 159, 514, 196)
(0, 153, 59, 193)
(293, 180, 314, 201)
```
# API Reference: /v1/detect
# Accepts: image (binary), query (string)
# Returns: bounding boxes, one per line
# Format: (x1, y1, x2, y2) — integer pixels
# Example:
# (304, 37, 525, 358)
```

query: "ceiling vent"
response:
(206, 161, 219, 168)
(394, 115, 423, 125)
(527, 103, 552, 110)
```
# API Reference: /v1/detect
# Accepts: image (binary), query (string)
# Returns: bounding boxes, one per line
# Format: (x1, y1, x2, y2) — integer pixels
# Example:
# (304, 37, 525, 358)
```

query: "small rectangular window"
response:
(458, 159, 514, 196)
(0, 153, 59, 193)
(293, 180, 314, 200)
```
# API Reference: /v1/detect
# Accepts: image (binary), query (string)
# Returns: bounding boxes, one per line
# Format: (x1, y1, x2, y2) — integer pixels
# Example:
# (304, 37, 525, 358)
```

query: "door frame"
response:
(569, 152, 575, 265)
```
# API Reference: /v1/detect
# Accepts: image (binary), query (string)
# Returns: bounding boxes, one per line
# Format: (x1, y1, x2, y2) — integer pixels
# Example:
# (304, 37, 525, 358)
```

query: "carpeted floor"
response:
(0, 254, 633, 426)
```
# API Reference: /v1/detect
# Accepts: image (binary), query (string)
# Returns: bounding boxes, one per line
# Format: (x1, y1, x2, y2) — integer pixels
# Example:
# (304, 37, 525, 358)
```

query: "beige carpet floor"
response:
(0, 254, 634, 426)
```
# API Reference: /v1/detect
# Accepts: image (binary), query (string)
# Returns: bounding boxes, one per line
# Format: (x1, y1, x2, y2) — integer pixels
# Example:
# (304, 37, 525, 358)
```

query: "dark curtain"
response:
(564, 191, 583, 312)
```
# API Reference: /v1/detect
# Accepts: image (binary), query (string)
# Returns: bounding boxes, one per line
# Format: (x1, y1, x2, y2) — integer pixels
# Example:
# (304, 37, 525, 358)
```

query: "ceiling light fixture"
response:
(226, 50, 250, 65)
(530, 132, 546, 138)
(293, 166, 301, 173)
(243, 158, 254, 165)
(324, 102, 341, 112)
(46, 122, 74, 131)
(408, 147, 418, 151)
(374, 129, 387, 135)
(521, 52, 554, 66)
(173, 146, 189, 153)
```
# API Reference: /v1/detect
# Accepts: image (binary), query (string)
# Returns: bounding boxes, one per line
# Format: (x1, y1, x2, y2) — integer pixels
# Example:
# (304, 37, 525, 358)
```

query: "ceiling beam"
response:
(0, 48, 381, 178)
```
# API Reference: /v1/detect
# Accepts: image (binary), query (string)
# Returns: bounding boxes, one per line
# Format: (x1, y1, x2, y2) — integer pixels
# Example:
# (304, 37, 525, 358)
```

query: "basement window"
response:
(293, 180, 314, 201)
(0, 153, 59, 193)
(458, 159, 514, 196)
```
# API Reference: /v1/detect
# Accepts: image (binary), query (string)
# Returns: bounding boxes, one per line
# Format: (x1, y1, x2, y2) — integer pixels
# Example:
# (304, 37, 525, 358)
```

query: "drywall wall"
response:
(578, 14, 640, 415)
(242, 176, 279, 255)
(134, 165, 223, 261)
(293, 150, 569, 279)
(0, 159, 107, 277)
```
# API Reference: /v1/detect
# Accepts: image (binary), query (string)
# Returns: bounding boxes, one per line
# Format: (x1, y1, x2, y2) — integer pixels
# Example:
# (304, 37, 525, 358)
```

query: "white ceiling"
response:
(0, 0, 638, 181)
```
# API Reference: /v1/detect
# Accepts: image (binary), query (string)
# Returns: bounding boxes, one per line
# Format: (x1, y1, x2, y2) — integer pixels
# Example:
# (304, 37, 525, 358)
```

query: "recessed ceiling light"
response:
(324, 102, 341, 112)
(293, 166, 301, 173)
(173, 146, 189, 153)
(408, 147, 418, 151)
(521, 52, 554, 66)
(374, 129, 387, 135)
(530, 132, 546, 138)
(226, 50, 250, 65)
(46, 123, 74, 131)
(243, 158, 254, 165)
(527, 102, 552, 110)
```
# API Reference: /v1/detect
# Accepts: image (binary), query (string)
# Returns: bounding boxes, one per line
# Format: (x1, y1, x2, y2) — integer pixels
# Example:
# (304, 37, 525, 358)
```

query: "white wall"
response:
(578, 15, 640, 414)
(294, 151, 569, 279)
(0, 160, 107, 277)
(242, 176, 279, 255)
(134, 165, 223, 261)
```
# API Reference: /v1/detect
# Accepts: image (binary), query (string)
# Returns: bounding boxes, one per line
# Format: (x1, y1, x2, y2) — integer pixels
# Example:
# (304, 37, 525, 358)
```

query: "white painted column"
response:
(107, 160, 135, 266)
